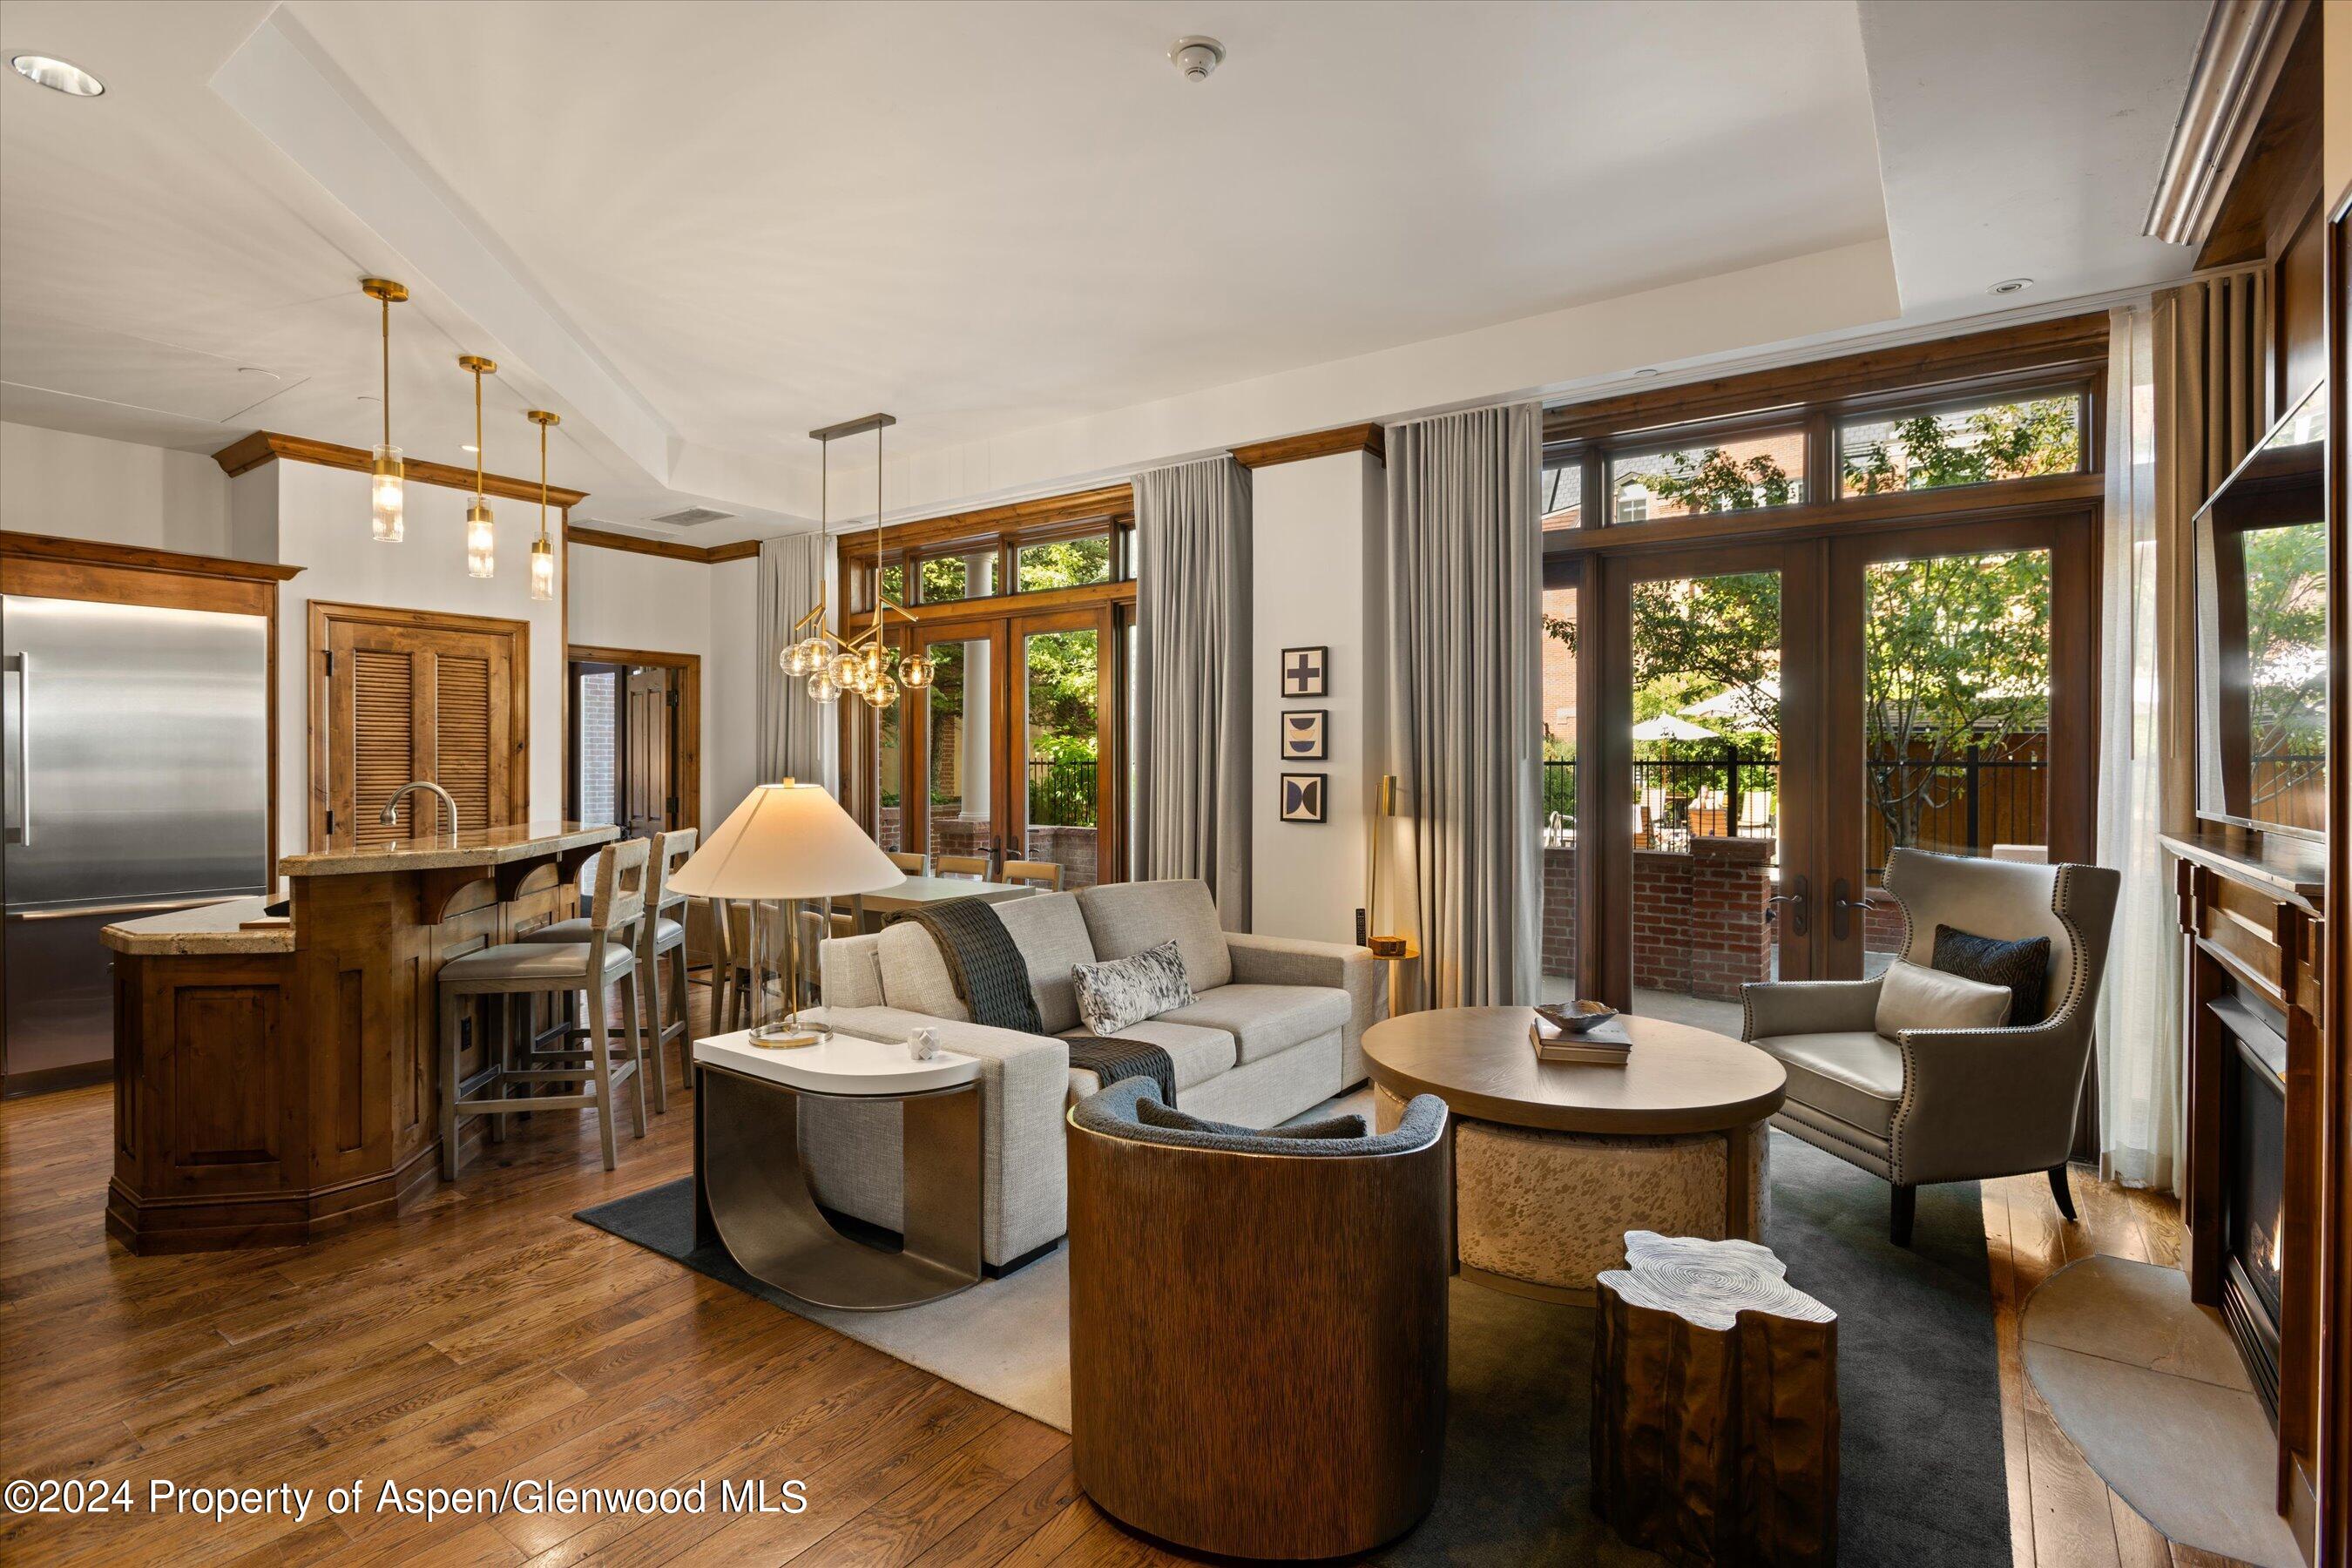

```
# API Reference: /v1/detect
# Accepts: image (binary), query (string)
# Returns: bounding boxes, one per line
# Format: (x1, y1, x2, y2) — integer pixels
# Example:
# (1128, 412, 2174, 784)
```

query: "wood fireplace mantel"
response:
(2161, 828, 2322, 1556)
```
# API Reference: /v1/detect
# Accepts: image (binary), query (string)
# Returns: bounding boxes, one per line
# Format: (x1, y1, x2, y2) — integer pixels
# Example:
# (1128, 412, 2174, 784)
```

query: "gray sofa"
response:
(804, 877, 1386, 1267)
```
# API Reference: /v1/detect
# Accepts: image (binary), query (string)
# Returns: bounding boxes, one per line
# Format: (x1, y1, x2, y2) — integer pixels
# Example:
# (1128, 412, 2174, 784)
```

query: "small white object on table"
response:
(693, 1028, 976, 1095)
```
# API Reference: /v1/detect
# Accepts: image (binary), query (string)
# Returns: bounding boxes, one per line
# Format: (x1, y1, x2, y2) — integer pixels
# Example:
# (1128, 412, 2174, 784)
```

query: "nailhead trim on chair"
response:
(1885, 855, 2090, 1186)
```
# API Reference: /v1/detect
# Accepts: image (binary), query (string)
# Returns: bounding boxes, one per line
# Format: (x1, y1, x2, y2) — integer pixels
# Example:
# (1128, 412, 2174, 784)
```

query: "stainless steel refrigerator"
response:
(3, 594, 270, 1092)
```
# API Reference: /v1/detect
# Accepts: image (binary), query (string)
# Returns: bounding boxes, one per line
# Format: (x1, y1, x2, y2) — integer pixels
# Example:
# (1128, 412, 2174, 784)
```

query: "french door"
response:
(882, 605, 1122, 889)
(1575, 510, 2097, 1014)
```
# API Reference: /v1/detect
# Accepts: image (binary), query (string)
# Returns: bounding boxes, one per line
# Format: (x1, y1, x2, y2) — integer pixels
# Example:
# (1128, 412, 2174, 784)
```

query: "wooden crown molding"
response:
(0, 529, 304, 583)
(564, 524, 759, 565)
(1231, 422, 1386, 469)
(213, 431, 591, 510)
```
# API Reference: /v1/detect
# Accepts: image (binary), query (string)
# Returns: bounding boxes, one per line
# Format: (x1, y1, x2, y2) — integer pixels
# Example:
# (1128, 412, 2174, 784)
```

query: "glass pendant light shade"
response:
(371, 446, 404, 542)
(828, 651, 863, 690)
(466, 503, 496, 578)
(781, 642, 809, 676)
(865, 671, 900, 709)
(899, 653, 933, 690)
(529, 534, 555, 601)
(807, 668, 841, 704)
(801, 634, 830, 671)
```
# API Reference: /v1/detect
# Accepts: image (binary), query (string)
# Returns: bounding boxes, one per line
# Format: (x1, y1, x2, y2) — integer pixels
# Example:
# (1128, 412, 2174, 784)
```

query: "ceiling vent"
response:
(652, 505, 734, 529)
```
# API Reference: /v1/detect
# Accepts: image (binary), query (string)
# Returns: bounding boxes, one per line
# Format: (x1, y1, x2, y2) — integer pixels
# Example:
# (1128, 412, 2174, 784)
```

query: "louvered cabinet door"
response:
(316, 605, 527, 849)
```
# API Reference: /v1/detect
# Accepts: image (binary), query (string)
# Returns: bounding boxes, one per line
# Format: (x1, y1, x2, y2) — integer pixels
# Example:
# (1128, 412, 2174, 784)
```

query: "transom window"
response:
(1838, 392, 2084, 497)
(1604, 429, 1808, 523)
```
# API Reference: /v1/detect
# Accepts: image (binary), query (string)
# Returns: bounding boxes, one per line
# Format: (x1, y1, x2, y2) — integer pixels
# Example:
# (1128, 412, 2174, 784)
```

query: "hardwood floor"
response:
(0, 980, 2254, 1565)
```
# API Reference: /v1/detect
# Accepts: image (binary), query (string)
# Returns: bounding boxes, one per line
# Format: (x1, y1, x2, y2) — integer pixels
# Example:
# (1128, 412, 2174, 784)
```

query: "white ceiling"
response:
(0, 1, 2204, 542)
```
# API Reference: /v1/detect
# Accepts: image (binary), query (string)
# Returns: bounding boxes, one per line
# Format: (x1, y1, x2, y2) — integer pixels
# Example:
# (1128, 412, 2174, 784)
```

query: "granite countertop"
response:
(102, 896, 293, 956)
(277, 821, 619, 877)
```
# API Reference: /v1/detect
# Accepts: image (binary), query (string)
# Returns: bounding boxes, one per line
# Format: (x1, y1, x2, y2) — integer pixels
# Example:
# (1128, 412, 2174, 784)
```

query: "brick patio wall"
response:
(871, 810, 1097, 889)
(1543, 835, 1775, 1002)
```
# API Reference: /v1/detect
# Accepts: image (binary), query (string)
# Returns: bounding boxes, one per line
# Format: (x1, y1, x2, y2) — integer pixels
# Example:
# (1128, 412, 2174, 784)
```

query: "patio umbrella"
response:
(1630, 714, 1720, 742)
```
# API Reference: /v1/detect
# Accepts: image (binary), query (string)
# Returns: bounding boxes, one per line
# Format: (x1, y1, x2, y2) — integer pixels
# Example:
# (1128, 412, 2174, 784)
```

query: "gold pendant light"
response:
(526, 409, 559, 602)
(458, 355, 497, 577)
(786, 414, 925, 712)
(362, 278, 408, 542)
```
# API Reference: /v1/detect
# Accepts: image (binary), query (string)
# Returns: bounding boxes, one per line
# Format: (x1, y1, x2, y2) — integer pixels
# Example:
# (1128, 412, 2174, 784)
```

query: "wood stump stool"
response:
(1592, 1231, 1838, 1566)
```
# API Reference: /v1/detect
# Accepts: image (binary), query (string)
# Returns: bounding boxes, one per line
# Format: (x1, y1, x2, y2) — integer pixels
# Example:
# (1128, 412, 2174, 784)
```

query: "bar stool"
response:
(524, 829, 693, 1111)
(436, 836, 649, 1175)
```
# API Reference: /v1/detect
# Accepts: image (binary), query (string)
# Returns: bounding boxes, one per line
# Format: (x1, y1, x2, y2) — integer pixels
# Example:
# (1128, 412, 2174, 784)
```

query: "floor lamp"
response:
(665, 781, 905, 1048)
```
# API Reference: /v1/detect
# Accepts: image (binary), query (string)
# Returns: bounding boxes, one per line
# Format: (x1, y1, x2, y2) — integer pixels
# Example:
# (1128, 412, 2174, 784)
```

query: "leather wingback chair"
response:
(1066, 1078, 1450, 1559)
(1742, 848, 2119, 1245)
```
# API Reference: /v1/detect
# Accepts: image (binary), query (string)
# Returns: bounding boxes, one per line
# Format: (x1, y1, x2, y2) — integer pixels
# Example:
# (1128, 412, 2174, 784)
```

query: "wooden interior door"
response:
(623, 666, 673, 838)
(313, 603, 529, 849)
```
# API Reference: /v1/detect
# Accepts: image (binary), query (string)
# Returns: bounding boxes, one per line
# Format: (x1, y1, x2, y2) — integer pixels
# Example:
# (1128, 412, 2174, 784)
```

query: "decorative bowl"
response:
(1536, 1000, 1619, 1035)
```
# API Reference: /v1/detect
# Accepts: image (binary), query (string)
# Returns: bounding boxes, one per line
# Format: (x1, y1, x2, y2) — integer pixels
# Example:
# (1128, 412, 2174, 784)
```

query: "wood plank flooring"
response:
(0, 979, 2254, 1565)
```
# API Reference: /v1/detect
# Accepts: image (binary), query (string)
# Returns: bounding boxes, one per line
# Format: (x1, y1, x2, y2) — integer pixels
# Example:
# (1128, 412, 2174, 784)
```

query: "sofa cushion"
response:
(1076, 878, 1233, 991)
(1059, 1019, 1236, 1091)
(1072, 939, 1194, 1035)
(1875, 957, 2011, 1038)
(875, 921, 970, 1022)
(1753, 1031, 1903, 1138)
(1159, 983, 1350, 1064)
(992, 891, 1097, 1033)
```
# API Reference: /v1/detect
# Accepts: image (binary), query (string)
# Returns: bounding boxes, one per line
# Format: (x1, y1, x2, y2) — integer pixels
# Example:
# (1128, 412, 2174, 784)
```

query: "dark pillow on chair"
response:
(1931, 924, 2050, 1024)
(1136, 1098, 1369, 1140)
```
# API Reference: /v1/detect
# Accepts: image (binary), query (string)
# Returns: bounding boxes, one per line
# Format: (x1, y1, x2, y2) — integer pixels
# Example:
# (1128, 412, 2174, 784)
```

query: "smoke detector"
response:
(1168, 36, 1224, 84)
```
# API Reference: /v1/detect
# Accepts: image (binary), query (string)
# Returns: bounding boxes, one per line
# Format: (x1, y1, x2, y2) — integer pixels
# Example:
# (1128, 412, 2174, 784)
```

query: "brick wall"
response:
(1866, 890, 1907, 955)
(578, 670, 617, 825)
(868, 814, 1099, 890)
(1543, 835, 1775, 1002)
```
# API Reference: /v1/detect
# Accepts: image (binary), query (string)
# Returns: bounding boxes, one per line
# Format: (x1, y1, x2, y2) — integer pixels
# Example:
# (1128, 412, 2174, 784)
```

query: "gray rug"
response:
(578, 1130, 2007, 1565)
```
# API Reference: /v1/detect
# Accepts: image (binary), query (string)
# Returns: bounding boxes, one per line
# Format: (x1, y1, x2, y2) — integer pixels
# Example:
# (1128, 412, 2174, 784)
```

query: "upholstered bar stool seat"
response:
(526, 915, 685, 950)
(447, 940, 639, 985)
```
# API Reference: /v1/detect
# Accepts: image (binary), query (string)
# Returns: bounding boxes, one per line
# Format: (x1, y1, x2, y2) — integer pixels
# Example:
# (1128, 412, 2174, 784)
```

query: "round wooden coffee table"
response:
(1363, 1007, 1787, 1303)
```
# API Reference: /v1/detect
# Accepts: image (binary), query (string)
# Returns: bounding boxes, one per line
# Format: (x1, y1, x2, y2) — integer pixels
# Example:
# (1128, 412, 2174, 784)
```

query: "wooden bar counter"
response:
(98, 821, 618, 1253)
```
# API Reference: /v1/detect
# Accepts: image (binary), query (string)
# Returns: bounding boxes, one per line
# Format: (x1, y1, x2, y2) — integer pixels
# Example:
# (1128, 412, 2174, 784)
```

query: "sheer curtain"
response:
(756, 532, 836, 792)
(1135, 458, 1252, 928)
(2095, 302, 2178, 1192)
(1382, 402, 1543, 1007)
(2098, 269, 2268, 1193)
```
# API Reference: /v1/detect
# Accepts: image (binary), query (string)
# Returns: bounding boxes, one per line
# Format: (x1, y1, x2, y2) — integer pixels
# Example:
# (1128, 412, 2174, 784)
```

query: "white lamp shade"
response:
(665, 781, 907, 901)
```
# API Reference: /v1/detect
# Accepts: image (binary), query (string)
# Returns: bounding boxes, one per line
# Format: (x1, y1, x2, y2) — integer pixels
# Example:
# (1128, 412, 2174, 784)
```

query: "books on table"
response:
(1531, 1011, 1632, 1066)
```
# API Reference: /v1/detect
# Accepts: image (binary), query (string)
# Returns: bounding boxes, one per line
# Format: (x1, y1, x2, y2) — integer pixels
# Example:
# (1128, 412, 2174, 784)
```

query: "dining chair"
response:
(1002, 858, 1064, 891)
(936, 854, 990, 879)
(888, 850, 929, 875)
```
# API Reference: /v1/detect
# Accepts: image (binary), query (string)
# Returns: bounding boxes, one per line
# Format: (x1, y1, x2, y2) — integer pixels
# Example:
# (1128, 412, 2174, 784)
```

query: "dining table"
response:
(848, 875, 1038, 933)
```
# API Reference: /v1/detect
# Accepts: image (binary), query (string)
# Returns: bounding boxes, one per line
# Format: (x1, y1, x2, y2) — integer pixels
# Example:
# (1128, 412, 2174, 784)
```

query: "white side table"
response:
(692, 1029, 984, 1310)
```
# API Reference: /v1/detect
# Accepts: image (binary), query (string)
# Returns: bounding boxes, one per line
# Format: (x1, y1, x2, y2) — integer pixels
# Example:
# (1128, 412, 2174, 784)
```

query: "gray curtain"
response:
(756, 532, 836, 791)
(1383, 402, 1543, 1007)
(1136, 456, 1252, 928)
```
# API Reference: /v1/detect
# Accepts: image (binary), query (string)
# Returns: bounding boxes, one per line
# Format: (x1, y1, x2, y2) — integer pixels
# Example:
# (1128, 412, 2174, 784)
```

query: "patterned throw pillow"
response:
(1932, 924, 2051, 1024)
(1071, 939, 1194, 1035)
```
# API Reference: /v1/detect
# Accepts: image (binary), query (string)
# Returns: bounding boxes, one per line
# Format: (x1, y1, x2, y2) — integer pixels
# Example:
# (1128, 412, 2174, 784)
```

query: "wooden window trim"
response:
(566, 645, 701, 834)
(307, 600, 531, 849)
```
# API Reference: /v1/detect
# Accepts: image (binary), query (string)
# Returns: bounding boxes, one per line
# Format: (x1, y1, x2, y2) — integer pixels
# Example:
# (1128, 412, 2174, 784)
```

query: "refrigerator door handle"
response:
(7, 896, 242, 923)
(4, 652, 24, 847)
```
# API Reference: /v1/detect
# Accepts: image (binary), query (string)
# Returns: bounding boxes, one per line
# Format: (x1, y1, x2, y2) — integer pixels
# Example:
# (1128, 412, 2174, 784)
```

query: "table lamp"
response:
(666, 780, 905, 1049)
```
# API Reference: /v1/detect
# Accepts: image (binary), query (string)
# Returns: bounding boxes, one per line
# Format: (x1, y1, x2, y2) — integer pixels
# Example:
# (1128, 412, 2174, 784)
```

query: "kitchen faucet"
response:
(381, 781, 462, 847)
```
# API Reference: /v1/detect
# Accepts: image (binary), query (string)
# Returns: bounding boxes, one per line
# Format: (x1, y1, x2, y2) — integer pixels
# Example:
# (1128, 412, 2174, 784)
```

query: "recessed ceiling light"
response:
(1988, 278, 2033, 296)
(11, 55, 104, 97)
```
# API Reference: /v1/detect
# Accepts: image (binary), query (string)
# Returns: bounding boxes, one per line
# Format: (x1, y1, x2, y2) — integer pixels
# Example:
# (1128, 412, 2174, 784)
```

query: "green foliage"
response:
(2240, 520, 2327, 805)
(1017, 537, 1111, 591)
(1623, 448, 1797, 517)
(1630, 572, 1781, 740)
(1842, 397, 2078, 495)
(919, 556, 976, 601)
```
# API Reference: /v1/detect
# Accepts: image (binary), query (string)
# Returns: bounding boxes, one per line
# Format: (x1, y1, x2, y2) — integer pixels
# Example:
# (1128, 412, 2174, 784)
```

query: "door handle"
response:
(1830, 878, 1869, 942)
(1766, 874, 1810, 936)
(5, 652, 27, 847)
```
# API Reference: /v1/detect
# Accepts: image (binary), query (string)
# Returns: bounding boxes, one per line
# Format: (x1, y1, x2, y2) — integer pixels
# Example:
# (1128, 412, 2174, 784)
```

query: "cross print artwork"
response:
(1280, 645, 1328, 698)
(1280, 772, 1327, 822)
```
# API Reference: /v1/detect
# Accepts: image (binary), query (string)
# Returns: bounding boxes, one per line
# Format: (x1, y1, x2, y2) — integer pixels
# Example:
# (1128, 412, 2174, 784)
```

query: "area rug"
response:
(578, 1124, 2009, 1565)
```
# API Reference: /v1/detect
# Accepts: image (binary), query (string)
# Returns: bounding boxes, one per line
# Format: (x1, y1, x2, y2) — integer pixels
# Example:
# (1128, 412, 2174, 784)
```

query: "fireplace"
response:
(2219, 1013, 2287, 1419)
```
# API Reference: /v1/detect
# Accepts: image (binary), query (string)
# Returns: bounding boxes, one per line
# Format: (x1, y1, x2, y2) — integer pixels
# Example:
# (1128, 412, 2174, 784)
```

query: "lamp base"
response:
(749, 1022, 825, 1051)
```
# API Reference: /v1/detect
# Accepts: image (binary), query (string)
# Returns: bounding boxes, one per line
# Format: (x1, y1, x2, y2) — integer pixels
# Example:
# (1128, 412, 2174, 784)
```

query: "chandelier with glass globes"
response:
(782, 413, 931, 709)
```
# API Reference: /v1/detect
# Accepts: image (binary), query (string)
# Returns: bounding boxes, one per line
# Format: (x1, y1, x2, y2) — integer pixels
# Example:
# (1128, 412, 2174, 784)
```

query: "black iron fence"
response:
(1028, 759, 1098, 827)
(1542, 744, 2064, 867)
